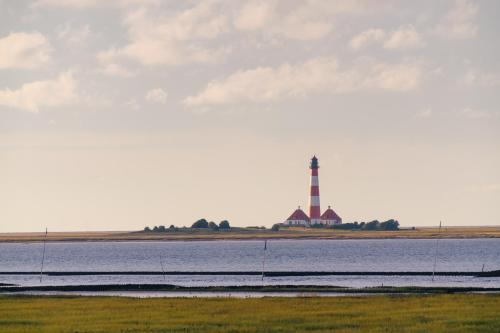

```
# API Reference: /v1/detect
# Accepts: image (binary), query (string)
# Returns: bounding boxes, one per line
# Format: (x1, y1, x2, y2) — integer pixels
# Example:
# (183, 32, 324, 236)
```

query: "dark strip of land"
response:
(1, 270, 499, 277)
(2, 284, 500, 294)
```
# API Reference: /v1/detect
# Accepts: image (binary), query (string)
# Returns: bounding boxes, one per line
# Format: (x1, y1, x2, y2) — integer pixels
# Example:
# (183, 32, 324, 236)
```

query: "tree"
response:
(157, 225, 166, 232)
(208, 221, 219, 230)
(219, 220, 230, 229)
(152, 226, 159, 232)
(169, 225, 176, 230)
(379, 219, 399, 231)
(271, 223, 280, 231)
(191, 219, 209, 229)
(144, 226, 151, 232)
(363, 220, 380, 231)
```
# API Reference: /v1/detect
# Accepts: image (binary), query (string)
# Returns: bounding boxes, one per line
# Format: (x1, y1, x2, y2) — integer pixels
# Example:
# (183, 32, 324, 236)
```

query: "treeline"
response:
(330, 219, 399, 231)
(144, 219, 231, 232)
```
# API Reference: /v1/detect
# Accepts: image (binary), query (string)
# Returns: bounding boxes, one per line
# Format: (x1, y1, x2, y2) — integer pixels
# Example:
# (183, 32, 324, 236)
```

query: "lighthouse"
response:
(309, 156, 321, 225)
(283, 155, 342, 227)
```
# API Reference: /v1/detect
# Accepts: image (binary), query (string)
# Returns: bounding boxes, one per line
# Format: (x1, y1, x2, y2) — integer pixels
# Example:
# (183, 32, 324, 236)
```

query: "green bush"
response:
(219, 220, 230, 229)
(191, 219, 209, 229)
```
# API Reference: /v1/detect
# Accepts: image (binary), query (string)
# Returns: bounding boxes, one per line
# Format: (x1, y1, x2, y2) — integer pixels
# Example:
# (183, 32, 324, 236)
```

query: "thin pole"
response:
(160, 257, 166, 281)
(39, 228, 48, 283)
(261, 240, 267, 282)
(432, 221, 442, 282)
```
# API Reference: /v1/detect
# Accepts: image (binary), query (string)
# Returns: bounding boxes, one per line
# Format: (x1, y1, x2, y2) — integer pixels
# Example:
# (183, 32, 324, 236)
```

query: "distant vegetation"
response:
(311, 219, 400, 231)
(144, 219, 399, 233)
(144, 219, 231, 232)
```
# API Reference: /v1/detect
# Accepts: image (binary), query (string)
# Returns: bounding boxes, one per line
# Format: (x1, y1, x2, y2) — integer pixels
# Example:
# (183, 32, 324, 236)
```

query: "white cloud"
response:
(367, 62, 422, 91)
(56, 23, 91, 45)
(350, 26, 424, 51)
(145, 88, 167, 104)
(124, 98, 140, 110)
(184, 57, 422, 108)
(480, 184, 500, 192)
(234, 0, 372, 40)
(234, 1, 274, 31)
(0, 72, 78, 112)
(383, 25, 425, 50)
(462, 69, 500, 87)
(98, 2, 228, 68)
(0, 32, 51, 69)
(435, 0, 478, 39)
(33, 0, 159, 9)
(415, 108, 432, 118)
(461, 107, 499, 119)
(100, 63, 136, 78)
(349, 28, 385, 50)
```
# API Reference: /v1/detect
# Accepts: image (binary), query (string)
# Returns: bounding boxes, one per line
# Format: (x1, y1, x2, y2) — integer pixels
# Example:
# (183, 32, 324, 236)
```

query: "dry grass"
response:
(1, 226, 500, 243)
(0, 294, 499, 332)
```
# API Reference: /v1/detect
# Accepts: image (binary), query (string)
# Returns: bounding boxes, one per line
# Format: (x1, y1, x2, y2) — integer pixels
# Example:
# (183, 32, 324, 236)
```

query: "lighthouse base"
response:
(309, 219, 323, 225)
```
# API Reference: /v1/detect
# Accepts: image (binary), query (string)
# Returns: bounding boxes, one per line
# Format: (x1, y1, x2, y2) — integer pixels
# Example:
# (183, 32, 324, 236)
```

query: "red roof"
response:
(321, 206, 341, 221)
(286, 207, 310, 221)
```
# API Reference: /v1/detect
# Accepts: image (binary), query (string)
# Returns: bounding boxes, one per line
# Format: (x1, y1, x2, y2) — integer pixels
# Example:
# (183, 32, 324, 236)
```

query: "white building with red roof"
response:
(321, 206, 342, 225)
(284, 206, 310, 226)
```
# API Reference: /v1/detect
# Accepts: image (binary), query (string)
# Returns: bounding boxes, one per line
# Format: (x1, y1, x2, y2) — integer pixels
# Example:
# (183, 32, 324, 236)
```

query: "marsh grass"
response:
(1, 294, 499, 332)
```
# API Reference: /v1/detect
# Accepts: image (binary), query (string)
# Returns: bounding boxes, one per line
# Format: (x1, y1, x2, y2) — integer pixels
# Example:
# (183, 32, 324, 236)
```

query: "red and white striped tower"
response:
(309, 156, 321, 225)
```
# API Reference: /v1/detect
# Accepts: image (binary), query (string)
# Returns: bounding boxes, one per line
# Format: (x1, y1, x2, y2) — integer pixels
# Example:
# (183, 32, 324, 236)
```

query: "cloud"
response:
(99, 62, 137, 78)
(184, 57, 422, 108)
(124, 98, 140, 110)
(462, 69, 500, 87)
(234, 1, 274, 31)
(415, 108, 432, 118)
(145, 88, 167, 104)
(461, 107, 499, 119)
(383, 25, 425, 50)
(472, 184, 500, 193)
(0, 71, 78, 112)
(0, 32, 51, 70)
(56, 23, 91, 45)
(234, 0, 373, 40)
(33, 0, 159, 9)
(97, 2, 228, 68)
(481, 184, 500, 192)
(349, 29, 385, 50)
(350, 26, 424, 51)
(435, 0, 478, 39)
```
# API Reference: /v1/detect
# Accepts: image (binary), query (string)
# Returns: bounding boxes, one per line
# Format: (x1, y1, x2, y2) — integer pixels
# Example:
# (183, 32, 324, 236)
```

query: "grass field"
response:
(1, 226, 500, 242)
(0, 294, 499, 332)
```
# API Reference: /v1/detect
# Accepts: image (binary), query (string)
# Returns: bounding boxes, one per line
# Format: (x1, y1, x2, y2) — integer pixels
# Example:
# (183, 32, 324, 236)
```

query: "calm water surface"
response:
(1, 239, 499, 288)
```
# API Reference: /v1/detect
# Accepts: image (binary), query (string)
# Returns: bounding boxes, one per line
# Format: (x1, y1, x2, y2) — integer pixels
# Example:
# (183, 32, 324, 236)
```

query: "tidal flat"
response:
(1, 294, 499, 332)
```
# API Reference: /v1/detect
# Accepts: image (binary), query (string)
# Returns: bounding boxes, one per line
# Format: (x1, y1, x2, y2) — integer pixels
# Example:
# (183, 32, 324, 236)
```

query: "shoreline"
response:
(2, 270, 499, 277)
(2, 284, 500, 294)
(1, 226, 500, 243)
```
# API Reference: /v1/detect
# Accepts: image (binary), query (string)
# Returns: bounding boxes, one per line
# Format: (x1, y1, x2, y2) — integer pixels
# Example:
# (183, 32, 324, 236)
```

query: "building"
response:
(309, 156, 321, 224)
(284, 156, 342, 226)
(283, 206, 309, 226)
(321, 206, 342, 225)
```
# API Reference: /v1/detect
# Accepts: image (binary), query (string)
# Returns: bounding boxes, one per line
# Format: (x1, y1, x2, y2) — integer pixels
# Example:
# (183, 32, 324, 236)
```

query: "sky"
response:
(0, 0, 499, 232)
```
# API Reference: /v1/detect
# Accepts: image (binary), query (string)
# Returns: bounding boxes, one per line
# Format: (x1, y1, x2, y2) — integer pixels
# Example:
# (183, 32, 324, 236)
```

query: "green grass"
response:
(1, 294, 499, 332)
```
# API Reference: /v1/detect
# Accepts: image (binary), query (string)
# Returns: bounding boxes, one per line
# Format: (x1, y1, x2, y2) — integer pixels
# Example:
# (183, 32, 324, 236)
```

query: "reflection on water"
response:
(1, 239, 499, 288)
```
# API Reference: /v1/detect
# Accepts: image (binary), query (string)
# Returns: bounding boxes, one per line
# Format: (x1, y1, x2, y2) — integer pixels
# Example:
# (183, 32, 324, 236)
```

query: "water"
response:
(1, 239, 499, 288)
